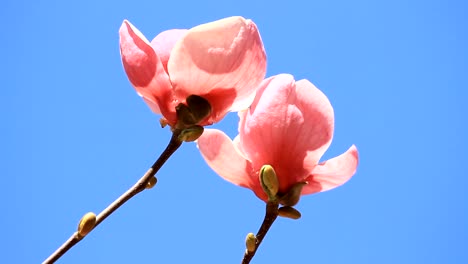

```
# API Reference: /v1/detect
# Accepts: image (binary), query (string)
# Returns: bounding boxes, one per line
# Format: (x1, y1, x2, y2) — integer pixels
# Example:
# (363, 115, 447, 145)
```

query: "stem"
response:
(241, 201, 279, 264)
(43, 131, 183, 264)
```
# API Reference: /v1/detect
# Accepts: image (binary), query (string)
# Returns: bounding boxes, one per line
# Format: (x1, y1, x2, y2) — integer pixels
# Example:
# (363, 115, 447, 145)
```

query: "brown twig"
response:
(242, 201, 279, 264)
(43, 130, 183, 264)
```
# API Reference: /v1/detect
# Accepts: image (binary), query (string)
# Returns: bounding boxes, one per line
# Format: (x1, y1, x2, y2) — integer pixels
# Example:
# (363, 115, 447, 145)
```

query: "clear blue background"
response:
(2, 0, 467, 263)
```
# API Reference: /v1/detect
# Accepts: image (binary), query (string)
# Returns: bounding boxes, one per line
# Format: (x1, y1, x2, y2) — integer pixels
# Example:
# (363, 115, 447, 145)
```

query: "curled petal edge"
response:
(302, 145, 359, 195)
(197, 129, 253, 188)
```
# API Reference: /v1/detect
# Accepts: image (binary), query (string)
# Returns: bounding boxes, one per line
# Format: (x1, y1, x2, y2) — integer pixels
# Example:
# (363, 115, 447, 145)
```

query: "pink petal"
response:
(232, 134, 249, 161)
(119, 20, 176, 123)
(295, 79, 335, 172)
(302, 145, 359, 195)
(151, 29, 188, 73)
(119, 20, 157, 89)
(239, 74, 334, 194)
(197, 129, 253, 188)
(168, 16, 267, 124)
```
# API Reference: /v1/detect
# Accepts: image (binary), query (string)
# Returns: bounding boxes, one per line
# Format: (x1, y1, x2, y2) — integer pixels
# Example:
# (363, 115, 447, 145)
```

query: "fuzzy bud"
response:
(146, 177, 157, 189)
(77, 212, 96, 238)
(178, 125, 204, 142)
(259, 165, 279, 201)
(278, 181, 307, 206)
(278, 206, 302, 220)
(245, 233, 257, 253)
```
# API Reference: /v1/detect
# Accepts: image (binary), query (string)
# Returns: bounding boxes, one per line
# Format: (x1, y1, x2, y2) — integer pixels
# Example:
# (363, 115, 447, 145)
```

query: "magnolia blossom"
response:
(119, 17, 267, 127)
(198, 74, 358, 202)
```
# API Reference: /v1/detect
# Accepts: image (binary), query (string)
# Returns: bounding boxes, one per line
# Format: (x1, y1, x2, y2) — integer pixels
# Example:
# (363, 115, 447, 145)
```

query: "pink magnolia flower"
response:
(119, 16, 266, 127)
(197, 74, 358, 202)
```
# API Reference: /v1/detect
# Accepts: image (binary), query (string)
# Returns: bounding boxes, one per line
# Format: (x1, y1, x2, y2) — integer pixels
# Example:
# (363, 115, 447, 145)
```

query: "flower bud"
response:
(245, 233, 257, 253)
(278, 206, 301, 220)
(146, 176, 157, 189)
(259, 165, 279, 201)
(278, 181, 307, 206)
(77, 212, 96, 238)
(178, 125, 204, 142)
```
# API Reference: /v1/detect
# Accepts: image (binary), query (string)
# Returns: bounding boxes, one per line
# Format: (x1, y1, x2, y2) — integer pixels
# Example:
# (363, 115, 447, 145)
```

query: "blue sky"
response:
(2, 0, 467, 263)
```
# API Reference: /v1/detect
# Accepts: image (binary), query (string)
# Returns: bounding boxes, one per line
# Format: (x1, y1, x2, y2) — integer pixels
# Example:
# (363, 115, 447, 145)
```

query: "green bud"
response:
(146, 177, 157, 189)
(77, 212, 96, 238)
(278, 206, 302, 220)
(245, 233, 257, 253)
(259, 165, 279, 201)
(278, 181, 307, 206)
(178, 125, 204, 142)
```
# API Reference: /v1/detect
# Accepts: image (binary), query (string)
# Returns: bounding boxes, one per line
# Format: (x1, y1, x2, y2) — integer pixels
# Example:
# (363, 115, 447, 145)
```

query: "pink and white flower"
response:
(198, 74, 358, 202)
(119, 16, 267, 127)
